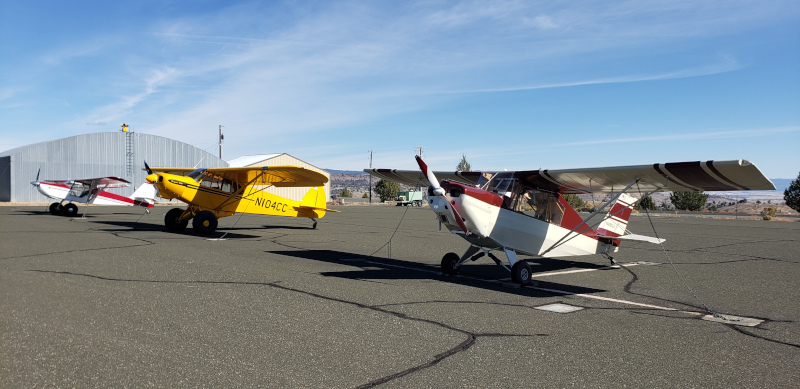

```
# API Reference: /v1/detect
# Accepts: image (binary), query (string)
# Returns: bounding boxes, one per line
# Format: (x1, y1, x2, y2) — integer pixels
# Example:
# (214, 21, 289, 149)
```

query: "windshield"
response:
(187, 168, 207, 182)
(68, 181, 90, 197)
(480, 172, 517, 195)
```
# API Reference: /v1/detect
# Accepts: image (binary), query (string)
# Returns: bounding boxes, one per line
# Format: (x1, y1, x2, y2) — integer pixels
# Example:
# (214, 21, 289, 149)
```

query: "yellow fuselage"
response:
(148, 173, 326, 219)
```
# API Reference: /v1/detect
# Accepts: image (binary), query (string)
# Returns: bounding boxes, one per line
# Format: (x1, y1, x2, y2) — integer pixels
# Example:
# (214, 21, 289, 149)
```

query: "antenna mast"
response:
(219, 125, 224, 159)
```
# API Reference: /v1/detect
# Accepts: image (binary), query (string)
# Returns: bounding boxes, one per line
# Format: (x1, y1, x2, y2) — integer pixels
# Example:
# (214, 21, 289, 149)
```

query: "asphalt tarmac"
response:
(1, 204, 798, 388)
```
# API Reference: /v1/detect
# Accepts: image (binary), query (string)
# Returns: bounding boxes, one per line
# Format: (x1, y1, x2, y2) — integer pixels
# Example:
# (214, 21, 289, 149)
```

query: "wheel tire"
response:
(441, 252, 460, 275)
(192, 210, 218, 235)
(511, 261, 532, 286)
(61, 203, 78, 217)
(49, 202, 61, 215)
(165, 208, 189, 232)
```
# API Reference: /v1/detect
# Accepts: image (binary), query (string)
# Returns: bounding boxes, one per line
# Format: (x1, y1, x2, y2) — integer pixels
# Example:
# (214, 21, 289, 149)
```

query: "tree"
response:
(670, 191, 709, 211)
(456, 154, 471, 172)
(374, 179, 401, 202)
(562, 194, 584, 210)
(785, 172, 800, 213)
(635, 195, 657, 211)
(340, 188, 352, 198)
(362, 192, 369, 199)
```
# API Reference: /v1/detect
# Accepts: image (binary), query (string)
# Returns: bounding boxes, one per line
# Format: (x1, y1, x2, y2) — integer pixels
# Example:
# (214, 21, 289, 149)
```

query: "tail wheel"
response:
(61, 203, 78, 217)
(441, 252, 460, 275)
(49, 203, 62, 215)
(192, 211, 218, 235)
(165, 208, 189, 232)
(511, 261, 532, 286)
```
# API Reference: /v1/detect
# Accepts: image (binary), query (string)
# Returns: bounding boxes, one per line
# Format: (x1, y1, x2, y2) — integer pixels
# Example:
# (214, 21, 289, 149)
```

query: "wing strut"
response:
(540, 179, 640, 257)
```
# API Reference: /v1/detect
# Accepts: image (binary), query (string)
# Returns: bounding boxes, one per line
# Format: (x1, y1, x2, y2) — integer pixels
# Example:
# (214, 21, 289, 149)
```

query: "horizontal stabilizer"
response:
(614, 233, 665, 244)
(293, 205, 341, 213)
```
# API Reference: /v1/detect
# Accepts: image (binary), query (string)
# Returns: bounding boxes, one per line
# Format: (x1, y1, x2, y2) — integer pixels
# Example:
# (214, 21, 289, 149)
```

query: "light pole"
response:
(368, 150, 374, 203)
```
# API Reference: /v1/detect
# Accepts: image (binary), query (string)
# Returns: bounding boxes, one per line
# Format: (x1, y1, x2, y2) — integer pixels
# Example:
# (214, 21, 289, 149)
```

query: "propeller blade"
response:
(144, 161, 153, 175)
(415, 155, 444, 196)
(36, 168, 40, 181)
(415, 155, 469, 235)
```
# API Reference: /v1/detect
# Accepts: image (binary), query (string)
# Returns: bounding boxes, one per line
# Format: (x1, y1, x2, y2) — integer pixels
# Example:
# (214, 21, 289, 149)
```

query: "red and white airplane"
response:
(367, 156, 775, 285)
(31, 172, 156, 217)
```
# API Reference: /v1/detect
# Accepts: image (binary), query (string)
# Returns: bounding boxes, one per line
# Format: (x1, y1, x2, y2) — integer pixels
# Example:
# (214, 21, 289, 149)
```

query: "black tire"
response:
(49, 202, 61, 215)
(165, 208, 189, 232)
(441, 252, 460, 275)
(61, 203, 78, 217)
(511, 261, 532, 286)
(192, 210, 218, 235)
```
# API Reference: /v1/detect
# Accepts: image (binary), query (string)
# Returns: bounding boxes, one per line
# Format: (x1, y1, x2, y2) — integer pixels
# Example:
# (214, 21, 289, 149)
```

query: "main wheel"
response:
(49, 202, 61, 215)
(192, 210, 218, 235)
(165, 208, 189, 232)
(511, 261, 532, 286)
(61, 203, 78, 217)
(441, 252, 460, 275)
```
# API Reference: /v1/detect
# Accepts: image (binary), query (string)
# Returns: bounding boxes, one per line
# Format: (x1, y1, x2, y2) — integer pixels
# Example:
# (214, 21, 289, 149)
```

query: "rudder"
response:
(597, 193, 635, 238)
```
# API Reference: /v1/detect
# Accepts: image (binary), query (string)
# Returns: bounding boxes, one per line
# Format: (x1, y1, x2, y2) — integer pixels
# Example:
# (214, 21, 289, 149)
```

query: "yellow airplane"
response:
(144, 162, 337, 235)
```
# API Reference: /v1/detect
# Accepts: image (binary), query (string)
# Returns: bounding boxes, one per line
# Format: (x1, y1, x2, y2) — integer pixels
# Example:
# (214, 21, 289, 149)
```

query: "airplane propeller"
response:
(415, 156, 470, 235)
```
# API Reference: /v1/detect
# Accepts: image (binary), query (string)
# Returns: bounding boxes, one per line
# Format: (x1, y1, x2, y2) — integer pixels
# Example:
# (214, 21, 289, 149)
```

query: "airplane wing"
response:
(366, 159, 774, 194)
(39, 177, 131, 189)
(148, 166, 328, 187)
(73, 176, 132, 189)
(206, 166, 329, 187)
(514, 159, 775, 194)
(363, 169, 483, 187)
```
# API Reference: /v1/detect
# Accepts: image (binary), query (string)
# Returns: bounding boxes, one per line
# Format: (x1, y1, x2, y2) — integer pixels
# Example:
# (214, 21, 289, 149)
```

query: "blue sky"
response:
(1, 0, 798, 178)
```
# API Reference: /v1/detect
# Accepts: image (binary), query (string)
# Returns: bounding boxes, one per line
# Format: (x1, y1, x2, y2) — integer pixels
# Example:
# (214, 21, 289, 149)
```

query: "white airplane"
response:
(366, 157, 775, 285)
(31, 172, 156, 217)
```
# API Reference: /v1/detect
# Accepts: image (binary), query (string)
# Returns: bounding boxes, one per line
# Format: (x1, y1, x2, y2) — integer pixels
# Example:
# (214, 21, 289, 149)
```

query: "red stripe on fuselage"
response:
(557, 194, 597, 238)
(440, 181, 504, 207)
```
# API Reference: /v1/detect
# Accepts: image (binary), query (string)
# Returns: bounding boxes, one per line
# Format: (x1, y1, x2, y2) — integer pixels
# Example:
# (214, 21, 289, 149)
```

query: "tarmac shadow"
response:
(268, 249, 606, 297)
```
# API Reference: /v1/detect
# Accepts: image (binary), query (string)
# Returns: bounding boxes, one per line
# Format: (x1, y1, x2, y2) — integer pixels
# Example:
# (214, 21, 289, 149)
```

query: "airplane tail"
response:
(596, 193, 664, 245)
(295, 186, 339, 217)
(130, 182, 156, 208)
(596, 193, 635, 238)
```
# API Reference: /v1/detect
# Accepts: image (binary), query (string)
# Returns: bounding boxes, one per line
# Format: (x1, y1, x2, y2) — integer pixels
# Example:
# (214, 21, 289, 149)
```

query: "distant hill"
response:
(326, 169, 368, 175)
(770, 178, 792, 192)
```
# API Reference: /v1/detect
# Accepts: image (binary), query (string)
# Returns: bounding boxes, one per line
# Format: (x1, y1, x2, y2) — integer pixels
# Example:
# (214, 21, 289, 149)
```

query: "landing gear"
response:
(311, 218, 318, 229)
(49, 202, 62, 215)
(441, 252, 460, 275)
(443, 246, 533, 286)
(192, 210, 218, 235)
(61, 203, 78, 217)
(165, 208, 189, 232)
(511, 260, 532, 286)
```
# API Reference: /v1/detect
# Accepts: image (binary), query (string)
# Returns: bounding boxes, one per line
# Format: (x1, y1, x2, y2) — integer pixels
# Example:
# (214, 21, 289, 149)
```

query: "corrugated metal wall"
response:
(0, 132, 228, 202)
(243, 153, 331, 202)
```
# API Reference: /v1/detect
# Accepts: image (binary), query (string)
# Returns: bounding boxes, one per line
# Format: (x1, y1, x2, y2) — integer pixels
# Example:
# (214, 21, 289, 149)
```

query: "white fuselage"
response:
(429, 193, 616, 258)
(34, 181, 150, 206)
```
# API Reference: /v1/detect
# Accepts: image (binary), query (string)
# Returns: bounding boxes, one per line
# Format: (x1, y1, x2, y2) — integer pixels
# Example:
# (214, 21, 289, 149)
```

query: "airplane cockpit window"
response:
(190, 169, 240, 194)
(68, 182, 90, 197)
(476, 172, 496, 188)
(513, 189, 564, 226)
(188, 168, 207, 182)
(480, 172, 517, 194)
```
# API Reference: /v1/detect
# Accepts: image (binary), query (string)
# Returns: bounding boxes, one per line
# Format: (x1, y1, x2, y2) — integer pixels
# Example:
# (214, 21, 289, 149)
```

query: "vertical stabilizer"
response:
(597, 193, 635, 238)
(130, 182, 156, 207)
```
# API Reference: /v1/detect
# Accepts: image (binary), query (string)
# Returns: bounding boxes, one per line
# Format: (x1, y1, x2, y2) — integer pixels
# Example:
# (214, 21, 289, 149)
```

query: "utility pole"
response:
(415, 146, 425, 158)
(218, 125, 224, 159)
(368, 150, 374, 203)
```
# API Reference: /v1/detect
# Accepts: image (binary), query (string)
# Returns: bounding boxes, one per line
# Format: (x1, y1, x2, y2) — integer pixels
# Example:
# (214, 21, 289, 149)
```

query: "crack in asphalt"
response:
(27, 268, 547, 388)
(615, 261, 800, 349)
